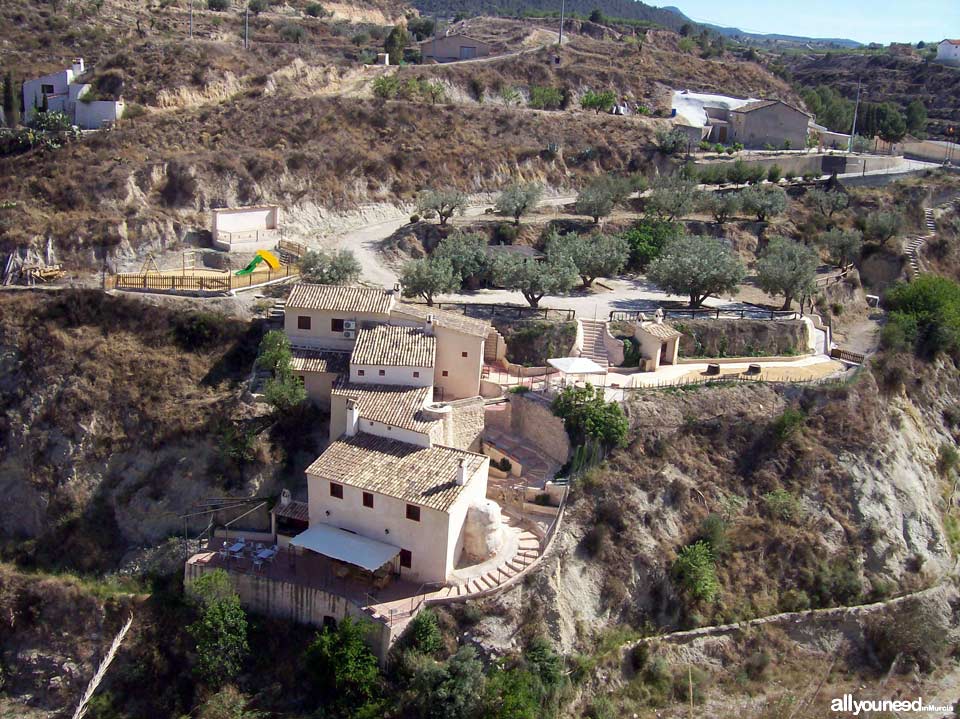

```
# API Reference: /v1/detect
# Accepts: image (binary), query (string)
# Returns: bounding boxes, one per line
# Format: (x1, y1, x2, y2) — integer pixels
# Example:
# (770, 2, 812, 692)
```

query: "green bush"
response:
(551, 383, 628, 448)
(303, 617, 382, 714)
(172, 311, 228, 350)
(771, 407, 805, 442)
(207, 0, 228, 10)
(304, 1, 327, 16)
(186, 570, 249, 687)
(672, 541, 719, 602)
(762, 489, 802, 523)
(620, 218, 681, 270)
(405, 609, 443, 655)
(695, 513, 730, 556)
(883, 275, 960, 359)
(278, 21, 306, 43)
(528, 86, 563, 110)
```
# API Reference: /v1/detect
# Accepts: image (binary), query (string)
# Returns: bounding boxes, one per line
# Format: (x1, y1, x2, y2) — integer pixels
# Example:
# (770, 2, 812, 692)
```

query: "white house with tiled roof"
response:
(938, 40, 960, 66)
(274, 282, 496, 585)
(284, 283, 489, 402)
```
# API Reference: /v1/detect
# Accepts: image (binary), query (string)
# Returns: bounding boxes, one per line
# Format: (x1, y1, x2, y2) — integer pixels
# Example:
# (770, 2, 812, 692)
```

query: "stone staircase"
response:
(484, 327, 506, 364)
(268, 299, 285, 327)
(906, 208, 937, 279)
(435, 516, 542, 598)
(578, 319, 611, 367)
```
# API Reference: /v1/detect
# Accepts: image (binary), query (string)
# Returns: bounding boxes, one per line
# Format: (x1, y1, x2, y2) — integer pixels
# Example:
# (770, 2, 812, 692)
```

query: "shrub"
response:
(173, 311, 228, 350)
(696, 513, 730, 556)
(655, 127, 689, 156)
(672, 541, 719, 602)
(528, 86, 563, 110)
(304, 1, 327, 16)
(186, 570, 249, 688)
(779, 588, 811, 612)
(772, 407, 805, 442)
(409, 214, 420, 223)
(303, 617, 382, 714)
(580, 89, 616, 114)
(767, 164, 782, 183)
(762, 489, 802, 523)
(405, 609, 442, 655)
(278, 21, 306, 43)
(551, 383, 628, 448)
(743, 650, 771, 680)
(207, 0, 228, 9)
(884, 275, 960, 358)
(248, 0, 267, 13)
(498, 457, 512, 473)
(620, 218, 681, 270)
(937, 443, 959, 476)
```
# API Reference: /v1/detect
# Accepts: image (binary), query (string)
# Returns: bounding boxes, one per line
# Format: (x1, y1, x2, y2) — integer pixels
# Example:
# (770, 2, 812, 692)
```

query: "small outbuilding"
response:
(419, 34, 494, 63)
(212, 206, 281, 252)
(634, 310, 681, 371)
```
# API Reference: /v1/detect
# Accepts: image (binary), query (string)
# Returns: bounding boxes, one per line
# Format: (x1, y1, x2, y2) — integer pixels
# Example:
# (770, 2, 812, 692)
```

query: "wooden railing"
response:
(277, 238, 308, 259)
(109, 265, 297, 293)
(830, 347, 866, 364)
(610, 307, 799, 322)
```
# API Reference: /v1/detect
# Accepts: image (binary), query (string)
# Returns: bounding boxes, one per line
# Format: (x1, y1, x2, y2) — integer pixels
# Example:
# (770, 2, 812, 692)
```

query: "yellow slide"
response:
(255, 249, 281, 270)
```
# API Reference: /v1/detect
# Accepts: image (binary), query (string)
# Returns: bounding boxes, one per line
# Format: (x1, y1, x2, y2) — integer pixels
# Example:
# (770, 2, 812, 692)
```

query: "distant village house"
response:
(937, 39, 960, 66)
(21, 58, 124, 130)
(419, 33, 493, 62)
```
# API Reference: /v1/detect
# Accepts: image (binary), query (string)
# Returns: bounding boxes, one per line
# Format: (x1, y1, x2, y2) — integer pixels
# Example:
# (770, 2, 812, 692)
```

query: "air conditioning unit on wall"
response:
(343, 330, 355, 339)
(343, 320, 356, 330)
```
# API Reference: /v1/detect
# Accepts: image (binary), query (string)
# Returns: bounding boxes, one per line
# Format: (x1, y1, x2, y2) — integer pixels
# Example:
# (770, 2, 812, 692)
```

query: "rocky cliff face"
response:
(0, 291, 274, 571)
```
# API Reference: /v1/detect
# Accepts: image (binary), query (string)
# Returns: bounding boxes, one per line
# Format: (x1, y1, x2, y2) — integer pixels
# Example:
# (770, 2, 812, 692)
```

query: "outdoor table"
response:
(256, 548, 276, 561)
(228, 542, 245, 555)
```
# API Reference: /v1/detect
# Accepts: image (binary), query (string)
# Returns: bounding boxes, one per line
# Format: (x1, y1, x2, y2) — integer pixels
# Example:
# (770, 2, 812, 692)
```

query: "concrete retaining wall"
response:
(507, 393, 570, 465)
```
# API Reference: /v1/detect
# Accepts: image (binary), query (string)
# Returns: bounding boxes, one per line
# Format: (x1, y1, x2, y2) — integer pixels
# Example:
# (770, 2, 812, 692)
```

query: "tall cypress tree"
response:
(2, 73, 18, 128)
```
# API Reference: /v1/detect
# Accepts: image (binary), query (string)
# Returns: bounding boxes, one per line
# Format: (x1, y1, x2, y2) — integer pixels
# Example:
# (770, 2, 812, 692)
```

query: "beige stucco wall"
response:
(328, 393, 432, 447)
(306, 458, 488, 584)
(421, 35, 493, 62)
(731, 104, 810, 149)
(184, 560, 396, 664)
(446, 397, 486, 451)
(284, 308, 390, 350)
(350, 362, 433, 387)
(508, 394, 570, 465)
(415, 325, 484, 401)
(444, 467, 489, 578)
(300, 371, 338, 407)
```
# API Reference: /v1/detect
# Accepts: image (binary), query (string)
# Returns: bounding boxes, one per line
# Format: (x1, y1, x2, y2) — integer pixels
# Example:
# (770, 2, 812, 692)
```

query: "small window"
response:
(41, 83, 54, 94)
(442, 370, 449, 377)
(330, 482, 343, 499)
(413, 371, 420, 378)
(297, 315, 311, 330)
(362, 491, 374, 508)
(461, 351, 468, 358)
(378, 369, 386, 376)
(406, 504, 421, 522)
(399, 549, 412, 568)
(357, 369, 365, 376)
(331, 318, 345, 332)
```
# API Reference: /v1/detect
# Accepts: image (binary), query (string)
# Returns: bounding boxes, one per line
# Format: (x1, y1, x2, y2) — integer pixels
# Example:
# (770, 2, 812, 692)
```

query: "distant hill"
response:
(410, 0, 693, 32)
(662, 5, 862, 49)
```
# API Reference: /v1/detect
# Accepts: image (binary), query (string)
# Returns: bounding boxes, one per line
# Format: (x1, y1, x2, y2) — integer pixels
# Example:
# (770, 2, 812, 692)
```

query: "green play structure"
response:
(234, 249, 281, 276)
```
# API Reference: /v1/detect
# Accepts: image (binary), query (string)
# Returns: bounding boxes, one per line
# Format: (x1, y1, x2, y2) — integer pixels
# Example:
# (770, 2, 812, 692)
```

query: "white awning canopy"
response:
(290, 524, 400, 571)
(547, 357, 607, 375)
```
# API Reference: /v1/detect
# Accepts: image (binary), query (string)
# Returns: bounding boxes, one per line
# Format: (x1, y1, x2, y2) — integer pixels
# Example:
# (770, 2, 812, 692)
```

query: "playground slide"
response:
(234, 249, 281, 276)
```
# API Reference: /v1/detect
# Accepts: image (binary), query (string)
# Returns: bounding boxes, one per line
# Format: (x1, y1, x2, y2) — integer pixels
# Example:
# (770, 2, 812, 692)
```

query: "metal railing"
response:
(411, 301, 576, 322)
(610, 306, 800, 322)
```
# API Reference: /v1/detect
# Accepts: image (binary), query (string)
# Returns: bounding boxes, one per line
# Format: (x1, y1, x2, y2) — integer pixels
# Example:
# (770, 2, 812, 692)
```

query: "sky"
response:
(646, 0, 960, 45)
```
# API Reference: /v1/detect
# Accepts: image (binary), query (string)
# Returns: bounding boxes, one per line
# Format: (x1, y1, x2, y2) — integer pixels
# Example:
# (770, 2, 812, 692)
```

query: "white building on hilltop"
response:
(22, 58, 125, 129)
(937, 40, 960, 66)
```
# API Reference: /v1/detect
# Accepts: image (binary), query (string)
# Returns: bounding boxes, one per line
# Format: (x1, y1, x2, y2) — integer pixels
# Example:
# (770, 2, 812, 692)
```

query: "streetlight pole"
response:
(847, 78, 861, 154)
(189, 0, 193, 39)
(558, 0, 565, 48)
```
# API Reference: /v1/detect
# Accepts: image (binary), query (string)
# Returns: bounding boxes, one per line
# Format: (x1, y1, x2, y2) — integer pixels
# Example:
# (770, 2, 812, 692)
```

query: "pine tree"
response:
(2, 73, 18, 127)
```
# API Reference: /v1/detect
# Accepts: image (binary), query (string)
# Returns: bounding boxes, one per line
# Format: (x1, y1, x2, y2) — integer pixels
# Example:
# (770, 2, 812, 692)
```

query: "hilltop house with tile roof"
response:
(274, 282, 494, 584)
(938, 39, 960, 66)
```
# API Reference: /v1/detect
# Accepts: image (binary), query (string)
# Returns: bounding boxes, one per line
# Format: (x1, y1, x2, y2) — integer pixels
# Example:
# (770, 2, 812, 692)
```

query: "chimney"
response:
(345, 398, 360, 437)
(455, 458, 468, 486)
(654, 307, 664, 325)
(280, 488, 292, 507)
(72, 58, 85, 76)
(391, 282, 401, 294)
(424, 314, 435, 336)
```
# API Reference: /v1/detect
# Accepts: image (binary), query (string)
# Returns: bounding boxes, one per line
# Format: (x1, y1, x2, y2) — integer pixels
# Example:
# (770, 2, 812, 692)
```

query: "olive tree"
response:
(646, 235, 745, 308)
(740, 185, 787, 222)
(864, 210, 904, 246)
(701, 192, 741, 225)
(432, 231, 489, 286)
(300, 249, 362, 285)
(573, 175, 634, 223)
(416, 188, 468, 226)
(491, 253, 577, 307)
(645, 175, 703, 221)
(400, 257, 459, 306)
(546, 231, 629, 288)
(819, 228, 863, 268)
(756, 236, 819, 310)
(806, 188, 849, 220)
(495, 182, 543, 225)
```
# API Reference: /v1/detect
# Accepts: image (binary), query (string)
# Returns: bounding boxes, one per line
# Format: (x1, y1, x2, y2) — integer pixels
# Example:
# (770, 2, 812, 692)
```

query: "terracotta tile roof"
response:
(732, 99, 811, 117)
(392, 302, 491, 338)
(306, 433, 488, 512)
(286, 283, 393, 314)
(351, 324, 436, 367)
(290, 348, 349, 374)
(274, 500, 309, 523)
(942, 39, 960, 45)
(332, 381, 438, 434)
(639, 321, 682, 340)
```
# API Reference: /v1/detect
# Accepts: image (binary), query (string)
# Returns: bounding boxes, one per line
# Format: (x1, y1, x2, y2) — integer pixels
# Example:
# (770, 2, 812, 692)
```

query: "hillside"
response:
(411, 0, 691, 30)
(0, 15, 799, 265)
(780, 50, 960, 132)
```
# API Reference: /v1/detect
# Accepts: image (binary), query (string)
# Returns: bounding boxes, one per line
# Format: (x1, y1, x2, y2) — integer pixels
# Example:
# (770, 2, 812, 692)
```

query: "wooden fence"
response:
(610, 307, 798, 322)
(416, 302, 577, 322)
(277, 238, 308, 259)
(830, 347, 866, 364)
(108, 265, 297, 294)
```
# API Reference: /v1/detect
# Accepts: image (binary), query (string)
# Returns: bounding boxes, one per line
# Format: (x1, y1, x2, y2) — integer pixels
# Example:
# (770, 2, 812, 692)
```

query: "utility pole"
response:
(189, 0, 193, 39)
(244, 4, 249, 49)
(847, 78, 861, 153)
(558, 0, 565, 48)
